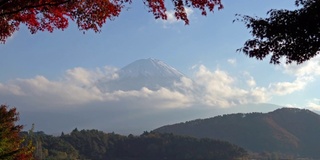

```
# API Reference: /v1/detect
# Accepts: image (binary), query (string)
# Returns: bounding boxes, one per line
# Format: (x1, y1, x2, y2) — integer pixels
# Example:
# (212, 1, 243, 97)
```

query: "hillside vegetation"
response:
(154, 108, 320, 159)
(23, 129, 247, 160)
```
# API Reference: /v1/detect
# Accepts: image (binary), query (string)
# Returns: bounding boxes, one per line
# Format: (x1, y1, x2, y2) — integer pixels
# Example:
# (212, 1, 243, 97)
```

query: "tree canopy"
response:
(237, 0, 320, 64)
(21, 129, 248, 160)
(0, 105, 34, 160)
(0, 0, 223, 43)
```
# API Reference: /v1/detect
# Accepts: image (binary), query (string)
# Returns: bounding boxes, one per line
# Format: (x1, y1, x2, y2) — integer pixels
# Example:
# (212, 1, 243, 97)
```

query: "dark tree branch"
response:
(0, 0, 9, 8)
(236, 0, 320, 64)
(0, 0, 71, 17)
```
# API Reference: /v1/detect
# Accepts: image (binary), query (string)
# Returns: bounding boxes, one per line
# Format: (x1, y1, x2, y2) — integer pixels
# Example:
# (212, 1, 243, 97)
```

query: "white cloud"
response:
(193, 65, 268, 107)
(158, 7, 194, 27)
(249, 87, 270, 103)
(247, 78, 256, 87)
(242, 72, 257, 87)
(307, 98, 320, 111)
(227, 59, 236, 65)
(4, 59, 318, 111)
(166, 10, 178, 24)
(0, 66, 120, 107)
(269, 76, 314, 96)
(174, 77, 194, 91)
(105, 87, 193, 109)
(65, 66, 119, 87)
(6, 58, 319, 111)
(267, 55, 320, 96)
(282, 55, 320, 77)
(166, 8, 194, 23)
(65, 67, 97, 86)
(0, 63, 272, 110)
(0, 82, 25, 96)
(0, 66, 194, 109)
(12, 76, 103, 105)
(282, 103, 301, 108)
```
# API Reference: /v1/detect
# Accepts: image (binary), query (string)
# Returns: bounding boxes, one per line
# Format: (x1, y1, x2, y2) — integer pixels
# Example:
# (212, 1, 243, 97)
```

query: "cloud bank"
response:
(1, 57, 319, 134)
(2, 56, 320, 111)
(0, 63, 272, 111)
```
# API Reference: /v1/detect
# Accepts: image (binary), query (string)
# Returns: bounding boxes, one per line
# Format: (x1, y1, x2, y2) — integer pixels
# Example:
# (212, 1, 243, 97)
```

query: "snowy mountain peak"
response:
(120, 58, 184, 78)
(96, 58, 186, 92)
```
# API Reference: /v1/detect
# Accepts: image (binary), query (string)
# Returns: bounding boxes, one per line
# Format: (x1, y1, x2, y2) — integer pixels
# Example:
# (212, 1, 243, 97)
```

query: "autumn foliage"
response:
(0, 105, 34, 160)
(0, 0, 223, 43)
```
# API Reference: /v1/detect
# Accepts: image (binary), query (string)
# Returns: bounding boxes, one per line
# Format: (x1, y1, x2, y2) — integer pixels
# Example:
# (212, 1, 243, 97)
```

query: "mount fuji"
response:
(96, 58, 187, 92)
(15, 58, 284, 135)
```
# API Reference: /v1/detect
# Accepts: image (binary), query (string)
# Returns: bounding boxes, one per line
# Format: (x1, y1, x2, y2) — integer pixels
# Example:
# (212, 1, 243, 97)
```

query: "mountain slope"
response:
(96, 58, 185, 92)
(154, 108, 320, 158)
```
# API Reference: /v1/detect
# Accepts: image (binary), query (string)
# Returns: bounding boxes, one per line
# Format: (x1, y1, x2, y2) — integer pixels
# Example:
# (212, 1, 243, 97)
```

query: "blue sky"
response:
(1, 0, 320, 133)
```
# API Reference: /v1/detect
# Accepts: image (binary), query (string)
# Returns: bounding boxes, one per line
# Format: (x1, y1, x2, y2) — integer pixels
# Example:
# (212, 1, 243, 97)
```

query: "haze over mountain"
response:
(154, 108, 320, 158)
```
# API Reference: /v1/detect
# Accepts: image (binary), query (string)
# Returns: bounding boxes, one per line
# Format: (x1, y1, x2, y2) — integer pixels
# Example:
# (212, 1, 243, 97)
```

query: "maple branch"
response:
(0, 0, 71, 17)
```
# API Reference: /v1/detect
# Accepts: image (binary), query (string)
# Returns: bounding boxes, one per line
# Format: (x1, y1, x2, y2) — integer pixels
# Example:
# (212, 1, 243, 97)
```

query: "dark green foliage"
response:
(107, 131, 247, 160)
(24, 129, 247, 160)
(60, 129, 111, 159)
(154, 108, 320, 159)
(21, 131, 79, 160)
(237, 0, 320, 64)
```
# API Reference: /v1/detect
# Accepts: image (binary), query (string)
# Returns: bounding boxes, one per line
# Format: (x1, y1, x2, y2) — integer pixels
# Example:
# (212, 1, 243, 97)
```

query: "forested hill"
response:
(154, 108, 320, 158)
(23, 129, 247, 160)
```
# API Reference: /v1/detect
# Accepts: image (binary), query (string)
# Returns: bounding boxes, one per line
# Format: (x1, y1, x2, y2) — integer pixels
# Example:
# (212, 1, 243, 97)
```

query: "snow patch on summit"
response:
(96, 58, 188, 92)
(119, 58, 184, 78)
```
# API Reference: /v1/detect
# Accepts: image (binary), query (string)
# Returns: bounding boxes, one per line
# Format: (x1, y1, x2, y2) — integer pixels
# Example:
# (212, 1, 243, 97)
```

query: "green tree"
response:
(0, 105, 34, 160)
(237, 0, 320, 64)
